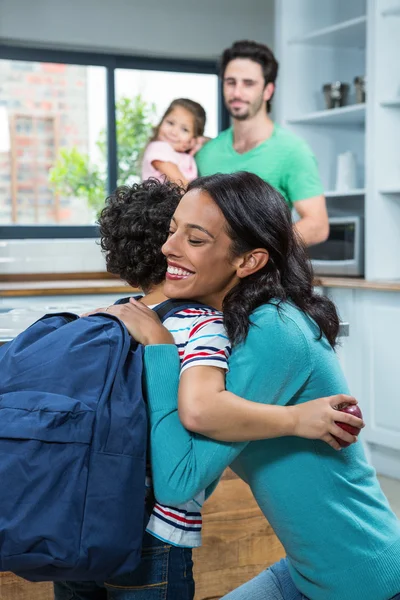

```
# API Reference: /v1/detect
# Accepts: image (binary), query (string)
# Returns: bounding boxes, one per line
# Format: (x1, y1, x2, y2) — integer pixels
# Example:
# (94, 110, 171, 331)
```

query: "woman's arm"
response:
(152, 160, 189, 187)
(178, 366, 363, 450)
(144, 344, 246, 505)
(144, 308, 360, 506)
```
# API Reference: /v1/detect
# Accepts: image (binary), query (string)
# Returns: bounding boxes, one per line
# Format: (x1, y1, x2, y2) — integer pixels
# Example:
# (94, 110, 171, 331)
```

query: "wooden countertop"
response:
(316, 276, 400, 292)
(0, 278, 138, 297)
(1, 275, 400, 297)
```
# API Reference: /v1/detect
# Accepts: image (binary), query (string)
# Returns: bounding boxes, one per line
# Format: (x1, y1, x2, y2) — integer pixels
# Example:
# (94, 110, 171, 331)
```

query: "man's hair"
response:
(98, 179, 183, 292)
(220, 40, 279, 112)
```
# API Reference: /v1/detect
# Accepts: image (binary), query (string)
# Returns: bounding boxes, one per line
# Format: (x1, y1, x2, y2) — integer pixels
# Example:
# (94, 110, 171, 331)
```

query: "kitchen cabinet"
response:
(275, 0, 400, 280)
(325, 285, 400, 479)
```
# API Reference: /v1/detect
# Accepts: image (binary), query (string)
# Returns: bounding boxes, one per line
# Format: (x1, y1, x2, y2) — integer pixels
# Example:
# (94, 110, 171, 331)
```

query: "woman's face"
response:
(161, 189, 242, 310)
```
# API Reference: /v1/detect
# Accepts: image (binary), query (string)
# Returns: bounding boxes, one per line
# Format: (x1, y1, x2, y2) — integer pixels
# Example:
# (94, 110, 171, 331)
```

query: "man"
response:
(196, 40, 329, 246)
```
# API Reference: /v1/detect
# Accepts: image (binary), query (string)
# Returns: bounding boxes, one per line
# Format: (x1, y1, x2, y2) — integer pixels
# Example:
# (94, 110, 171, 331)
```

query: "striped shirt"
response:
(146, 306, 231, 547)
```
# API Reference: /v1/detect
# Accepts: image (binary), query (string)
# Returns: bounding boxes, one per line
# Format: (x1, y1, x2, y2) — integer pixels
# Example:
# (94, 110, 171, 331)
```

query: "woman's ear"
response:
(236, 249, 269, 279)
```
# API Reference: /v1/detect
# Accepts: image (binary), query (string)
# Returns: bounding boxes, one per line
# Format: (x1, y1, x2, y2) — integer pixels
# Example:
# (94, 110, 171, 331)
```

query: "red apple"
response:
(334, 403, 363, 448)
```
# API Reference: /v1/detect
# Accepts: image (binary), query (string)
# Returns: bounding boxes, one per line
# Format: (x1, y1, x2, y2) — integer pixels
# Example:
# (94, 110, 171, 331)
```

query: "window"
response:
(0, 59, 107, 226)
(0, 48, 223, 237)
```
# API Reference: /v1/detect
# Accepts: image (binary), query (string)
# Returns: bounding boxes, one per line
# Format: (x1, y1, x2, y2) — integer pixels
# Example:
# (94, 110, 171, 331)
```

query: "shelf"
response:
(325, 189, 365, 198)
(381, 99, 400, 107)
(382, 6, 400, 16)
(380, 188, 400, 195)
(288, 16, 367, 48)
(287, 104, 366, 127)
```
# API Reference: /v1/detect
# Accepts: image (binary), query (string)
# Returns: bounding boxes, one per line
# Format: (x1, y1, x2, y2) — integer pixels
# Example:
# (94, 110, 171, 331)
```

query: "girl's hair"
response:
(187, 172, 339, 348)
(151, 98, 206, 144)
(98, 179, 183, 292)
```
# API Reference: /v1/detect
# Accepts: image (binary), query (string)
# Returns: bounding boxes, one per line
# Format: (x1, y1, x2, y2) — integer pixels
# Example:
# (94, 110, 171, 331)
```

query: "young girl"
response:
(141, 98, 206, 186)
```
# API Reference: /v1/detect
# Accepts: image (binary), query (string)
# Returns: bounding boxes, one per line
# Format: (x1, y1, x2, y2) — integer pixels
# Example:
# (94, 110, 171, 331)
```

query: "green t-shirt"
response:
(196, 124, 324, 208)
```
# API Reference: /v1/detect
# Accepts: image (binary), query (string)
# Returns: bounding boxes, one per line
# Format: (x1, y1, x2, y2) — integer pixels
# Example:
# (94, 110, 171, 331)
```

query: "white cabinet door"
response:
(360, 291, 400, 452)
(325, 288, 365, 402)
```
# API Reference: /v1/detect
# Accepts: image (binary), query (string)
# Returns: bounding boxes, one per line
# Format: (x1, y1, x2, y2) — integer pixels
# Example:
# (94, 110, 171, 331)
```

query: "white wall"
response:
(0, 0, 275, 60)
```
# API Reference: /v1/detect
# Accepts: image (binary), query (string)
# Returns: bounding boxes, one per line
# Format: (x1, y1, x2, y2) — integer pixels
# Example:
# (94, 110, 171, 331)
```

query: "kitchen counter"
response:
(0, 278, 137, 297)
(317, 277, 400, 292)
(1, 275, 400, 296)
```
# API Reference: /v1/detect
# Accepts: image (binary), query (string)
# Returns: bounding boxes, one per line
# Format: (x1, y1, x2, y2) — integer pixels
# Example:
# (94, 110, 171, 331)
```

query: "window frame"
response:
(0, 45, 229, 239)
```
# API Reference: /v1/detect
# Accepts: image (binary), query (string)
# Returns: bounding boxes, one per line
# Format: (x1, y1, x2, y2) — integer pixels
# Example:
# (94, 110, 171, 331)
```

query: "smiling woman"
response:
(163, 187, 250, 311)
(134, 171, 400, 600)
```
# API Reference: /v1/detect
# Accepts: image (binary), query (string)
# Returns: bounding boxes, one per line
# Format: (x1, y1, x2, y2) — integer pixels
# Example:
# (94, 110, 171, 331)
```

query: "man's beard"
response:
(226, 95, 265, 121)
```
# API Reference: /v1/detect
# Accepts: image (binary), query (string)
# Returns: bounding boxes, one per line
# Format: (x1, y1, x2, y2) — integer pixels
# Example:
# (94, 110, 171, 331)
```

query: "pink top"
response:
(141, 141, 198, 183)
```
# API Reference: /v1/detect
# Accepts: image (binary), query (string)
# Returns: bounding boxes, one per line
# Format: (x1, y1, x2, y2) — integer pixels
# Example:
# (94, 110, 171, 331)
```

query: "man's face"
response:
(223, 58, 272, 121)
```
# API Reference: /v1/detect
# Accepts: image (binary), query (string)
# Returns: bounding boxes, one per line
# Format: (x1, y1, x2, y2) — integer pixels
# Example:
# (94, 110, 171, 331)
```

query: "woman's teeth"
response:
(167, 266, 193, 276)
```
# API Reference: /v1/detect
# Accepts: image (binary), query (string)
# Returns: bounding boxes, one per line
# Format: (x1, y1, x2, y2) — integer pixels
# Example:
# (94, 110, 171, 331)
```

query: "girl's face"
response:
(158, 106, 196, 153)
(161, 189, 242, 310)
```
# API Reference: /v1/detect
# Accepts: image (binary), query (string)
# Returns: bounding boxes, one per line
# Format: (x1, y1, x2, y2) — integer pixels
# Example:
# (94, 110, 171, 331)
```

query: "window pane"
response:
(115, 69, 218, 186)
(0, 60, 107, 225)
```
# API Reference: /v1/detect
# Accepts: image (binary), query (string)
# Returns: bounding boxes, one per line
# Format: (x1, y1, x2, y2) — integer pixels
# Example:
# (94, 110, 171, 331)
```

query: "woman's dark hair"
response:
(220, 40, 279, 113)
(98, 179, 183, 292)
(150, 98, 206, 144)
(187, 172, 339, 348)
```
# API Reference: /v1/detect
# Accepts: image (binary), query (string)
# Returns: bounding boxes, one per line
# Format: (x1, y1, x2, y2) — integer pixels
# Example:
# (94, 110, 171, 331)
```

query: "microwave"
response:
(308, 216, 364, 277)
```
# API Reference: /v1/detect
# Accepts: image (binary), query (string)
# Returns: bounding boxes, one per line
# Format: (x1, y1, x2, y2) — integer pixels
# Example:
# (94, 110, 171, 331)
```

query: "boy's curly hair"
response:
(98, 179, 183, 291)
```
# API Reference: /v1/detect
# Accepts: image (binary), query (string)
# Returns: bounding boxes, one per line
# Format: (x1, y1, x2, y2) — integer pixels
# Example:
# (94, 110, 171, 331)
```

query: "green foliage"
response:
(49, 94, 156, 216)
(48, 148, 105, 214)
(98, 95, 156, 186)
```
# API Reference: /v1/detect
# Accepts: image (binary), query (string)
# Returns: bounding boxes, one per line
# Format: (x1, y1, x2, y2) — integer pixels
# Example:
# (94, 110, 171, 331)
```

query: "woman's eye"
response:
(168, 230, 176, 237)
(188, 239, 204, 246)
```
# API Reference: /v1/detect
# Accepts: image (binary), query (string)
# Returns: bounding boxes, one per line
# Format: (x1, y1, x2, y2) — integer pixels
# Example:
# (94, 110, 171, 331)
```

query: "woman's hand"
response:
(81, 298, 174, 345)
(289, 394, 365, 450)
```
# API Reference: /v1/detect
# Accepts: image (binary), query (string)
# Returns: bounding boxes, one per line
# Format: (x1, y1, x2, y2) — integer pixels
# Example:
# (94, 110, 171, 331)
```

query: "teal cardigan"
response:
(144, 302, 400, 600)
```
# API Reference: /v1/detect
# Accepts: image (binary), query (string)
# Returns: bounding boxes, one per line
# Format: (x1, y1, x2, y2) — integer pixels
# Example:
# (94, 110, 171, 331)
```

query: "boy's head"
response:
(99, 179, 183, 292)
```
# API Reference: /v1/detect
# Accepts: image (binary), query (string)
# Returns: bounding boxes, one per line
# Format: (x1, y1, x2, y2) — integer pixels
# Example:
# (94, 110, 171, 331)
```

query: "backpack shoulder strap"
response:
(113, 295, 143, 305)
(113, 296, 214, 322)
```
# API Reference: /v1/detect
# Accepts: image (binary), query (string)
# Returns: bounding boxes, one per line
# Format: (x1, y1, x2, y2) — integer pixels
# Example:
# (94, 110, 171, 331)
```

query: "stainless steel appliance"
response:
(308, 216, 364, 277)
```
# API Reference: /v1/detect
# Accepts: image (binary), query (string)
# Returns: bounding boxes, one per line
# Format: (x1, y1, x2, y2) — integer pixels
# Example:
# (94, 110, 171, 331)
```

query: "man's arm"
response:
(293, 194, 329, 246)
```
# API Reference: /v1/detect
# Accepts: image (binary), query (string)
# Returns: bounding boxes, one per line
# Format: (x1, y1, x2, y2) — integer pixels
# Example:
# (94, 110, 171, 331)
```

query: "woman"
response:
(117, 172, 400, 600)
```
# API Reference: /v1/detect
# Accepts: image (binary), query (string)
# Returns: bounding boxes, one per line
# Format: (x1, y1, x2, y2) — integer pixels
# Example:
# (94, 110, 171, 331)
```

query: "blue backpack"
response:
(0, 299, 199, 582)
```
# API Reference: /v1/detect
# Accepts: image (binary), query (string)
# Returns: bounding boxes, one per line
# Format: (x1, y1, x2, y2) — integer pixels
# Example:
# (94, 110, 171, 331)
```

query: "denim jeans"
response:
(222, 558, 400, 600)
(53, 532, 195, 600)
(221, 558, 307, 600)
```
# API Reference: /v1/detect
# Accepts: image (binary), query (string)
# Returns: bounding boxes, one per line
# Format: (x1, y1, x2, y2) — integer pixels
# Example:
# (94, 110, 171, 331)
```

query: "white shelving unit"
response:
(382, 6, 400, 16)
(288, 16, 367, 48)
(275, 0, 400, 281)
(381, 98, 400, 107)
(276, 0, 400, 479)
(380, 188, 400, 194)
(287, 105, 366, 126)
(325, 188, 366, 198)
